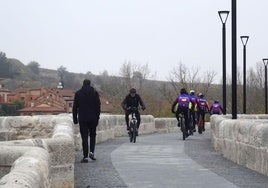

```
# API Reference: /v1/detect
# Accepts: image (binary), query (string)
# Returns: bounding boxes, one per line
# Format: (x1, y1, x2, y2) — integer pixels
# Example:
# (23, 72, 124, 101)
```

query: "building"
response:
(1, 78, 114, 115)
(6, 87, 75, 116)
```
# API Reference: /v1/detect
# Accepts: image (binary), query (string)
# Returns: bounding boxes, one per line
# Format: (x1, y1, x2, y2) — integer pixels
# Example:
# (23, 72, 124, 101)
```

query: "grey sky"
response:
(1, 0, 268, 83)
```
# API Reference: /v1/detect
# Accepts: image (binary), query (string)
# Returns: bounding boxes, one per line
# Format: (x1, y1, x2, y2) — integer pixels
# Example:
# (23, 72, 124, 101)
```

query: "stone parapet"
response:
(0, 114, 179, 187)
(0, 114, 75, 188)
(73, 114, 157, 151)
(210, 114, 268, 176)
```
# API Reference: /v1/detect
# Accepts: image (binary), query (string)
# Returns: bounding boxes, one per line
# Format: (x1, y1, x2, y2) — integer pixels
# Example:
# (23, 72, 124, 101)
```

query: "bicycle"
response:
(128, 107, 138, 143)
(178, 112, 187, 140)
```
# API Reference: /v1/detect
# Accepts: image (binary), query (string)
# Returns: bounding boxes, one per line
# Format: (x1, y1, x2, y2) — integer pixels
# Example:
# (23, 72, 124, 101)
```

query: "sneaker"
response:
(89, 152, 96, 160)
(193, 129, 196, 132)
(80, 158, 88, 163)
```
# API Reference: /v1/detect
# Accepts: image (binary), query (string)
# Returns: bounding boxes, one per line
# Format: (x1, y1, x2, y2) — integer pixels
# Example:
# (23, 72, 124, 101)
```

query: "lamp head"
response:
(263, 58, 268, 66)
(240, 36, 249, 46)
(218, 11, 230, 24)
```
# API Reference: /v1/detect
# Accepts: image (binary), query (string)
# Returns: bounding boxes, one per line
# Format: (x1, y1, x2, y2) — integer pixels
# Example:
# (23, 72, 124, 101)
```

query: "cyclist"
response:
(121, 88, 146, 136)
(171, 88, 192, 137)
(196, 93, 210, 132)
(189, 90, 197, 132)
(210, 100, 223, 115)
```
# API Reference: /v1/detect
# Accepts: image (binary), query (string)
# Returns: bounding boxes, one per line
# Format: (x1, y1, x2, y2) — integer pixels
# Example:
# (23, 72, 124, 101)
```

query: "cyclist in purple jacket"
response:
(210, 100, 223, 115)
(171, 88, 193, 137)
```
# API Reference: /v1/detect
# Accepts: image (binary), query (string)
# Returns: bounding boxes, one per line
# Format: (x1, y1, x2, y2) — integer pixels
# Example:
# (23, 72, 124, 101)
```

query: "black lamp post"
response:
(240, 36, 249, 114)
(218, 10, 230, 115)
(263, 58, 268, 114)
(231, 0, 237, 119)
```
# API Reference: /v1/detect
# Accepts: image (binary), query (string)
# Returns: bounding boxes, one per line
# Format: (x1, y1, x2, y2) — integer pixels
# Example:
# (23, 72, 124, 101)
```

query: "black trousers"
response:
(79, 120, 98, 158)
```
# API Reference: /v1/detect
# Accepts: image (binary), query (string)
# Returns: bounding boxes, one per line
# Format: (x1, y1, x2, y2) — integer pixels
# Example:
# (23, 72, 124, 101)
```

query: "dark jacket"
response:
(72, 85, 101, 124)
(121, 94, 145, 110)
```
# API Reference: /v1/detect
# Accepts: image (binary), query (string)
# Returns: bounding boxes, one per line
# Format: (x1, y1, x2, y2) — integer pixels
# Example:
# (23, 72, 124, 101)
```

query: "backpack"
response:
(177, 96, 190, 109)
(198, 99, 207, 111)
(212, 104, 221, 114)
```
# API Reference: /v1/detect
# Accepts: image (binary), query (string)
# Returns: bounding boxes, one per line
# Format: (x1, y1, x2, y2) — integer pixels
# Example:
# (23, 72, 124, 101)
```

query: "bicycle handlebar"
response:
(127, 107, 139, 112)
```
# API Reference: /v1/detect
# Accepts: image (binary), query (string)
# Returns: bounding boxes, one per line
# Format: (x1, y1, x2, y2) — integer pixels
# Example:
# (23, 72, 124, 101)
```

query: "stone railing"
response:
(210, 114, 268, 176)
(0, 114, 75, 188)
(0, 114, 179, 188)
(73, 115, 179, 151)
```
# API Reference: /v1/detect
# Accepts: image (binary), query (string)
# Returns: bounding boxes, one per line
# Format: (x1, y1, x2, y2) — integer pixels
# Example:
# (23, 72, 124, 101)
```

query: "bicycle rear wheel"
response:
(181, 118, 186, 140)
(133, 124, 137, 143)
(129, 131, 133, 142)
(129, 125, 133, 142)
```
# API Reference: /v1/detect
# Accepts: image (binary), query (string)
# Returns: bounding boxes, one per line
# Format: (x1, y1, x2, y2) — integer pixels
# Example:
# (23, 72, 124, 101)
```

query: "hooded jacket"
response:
(72, 85, 101, 124)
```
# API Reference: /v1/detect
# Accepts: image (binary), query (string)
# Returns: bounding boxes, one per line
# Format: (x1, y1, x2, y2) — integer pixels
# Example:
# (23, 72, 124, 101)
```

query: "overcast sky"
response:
(1, 0, 268, 83)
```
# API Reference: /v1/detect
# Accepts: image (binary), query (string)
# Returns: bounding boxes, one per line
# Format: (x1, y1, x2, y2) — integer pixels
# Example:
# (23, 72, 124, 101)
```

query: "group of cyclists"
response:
(121, 87, 223, 138)
(171, 88, 223, 138)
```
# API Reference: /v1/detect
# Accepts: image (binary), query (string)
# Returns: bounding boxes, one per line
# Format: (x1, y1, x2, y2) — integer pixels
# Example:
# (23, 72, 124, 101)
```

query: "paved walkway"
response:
(74, 127, 268, 188)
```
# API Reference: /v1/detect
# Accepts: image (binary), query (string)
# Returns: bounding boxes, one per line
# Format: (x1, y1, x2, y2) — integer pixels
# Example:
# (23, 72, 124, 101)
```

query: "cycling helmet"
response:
(214, 100, 219, 103)
(189, 90, 195, 95)
(129, 88, 136, 94)
(198, 92, 204, 97)
(180, 88, 187, 94)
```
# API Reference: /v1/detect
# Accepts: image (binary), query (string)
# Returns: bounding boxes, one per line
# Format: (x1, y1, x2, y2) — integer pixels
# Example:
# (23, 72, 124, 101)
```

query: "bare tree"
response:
(200, 70, 217, 96)
(246, 61, 264, 113)
(119, 61, 133, 89)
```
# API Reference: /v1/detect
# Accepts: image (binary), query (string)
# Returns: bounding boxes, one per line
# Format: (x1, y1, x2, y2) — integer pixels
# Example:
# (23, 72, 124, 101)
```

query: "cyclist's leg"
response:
(125, 111, 130, 130)
(192, 111, 196, 130)
(176, 109, 181, 127)
(197, 110, 201, 125)
(135, 111, 141, 129)
(202, 112, 206, 131)
(183, 109, 190, 133)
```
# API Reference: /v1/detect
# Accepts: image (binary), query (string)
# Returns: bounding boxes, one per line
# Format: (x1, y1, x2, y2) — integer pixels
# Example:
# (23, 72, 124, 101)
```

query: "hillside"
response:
(1, 58, 224, 117)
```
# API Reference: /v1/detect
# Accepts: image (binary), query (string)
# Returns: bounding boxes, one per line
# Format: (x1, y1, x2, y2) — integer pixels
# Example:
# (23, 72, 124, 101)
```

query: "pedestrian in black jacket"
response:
(121, 88, 146, 136)
(73, 79, 101, 163)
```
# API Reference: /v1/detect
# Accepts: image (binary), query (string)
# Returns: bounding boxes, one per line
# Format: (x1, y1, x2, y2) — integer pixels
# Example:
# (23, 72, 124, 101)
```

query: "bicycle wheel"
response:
(129, 124, 133, 142)
(133, 124, 137, 143)
(129, 131, 133, 142)
(181, 118, 186, 140)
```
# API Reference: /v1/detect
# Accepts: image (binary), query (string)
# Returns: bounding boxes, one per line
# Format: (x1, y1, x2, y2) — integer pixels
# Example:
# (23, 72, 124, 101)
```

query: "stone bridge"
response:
(0, 114, 267, 187)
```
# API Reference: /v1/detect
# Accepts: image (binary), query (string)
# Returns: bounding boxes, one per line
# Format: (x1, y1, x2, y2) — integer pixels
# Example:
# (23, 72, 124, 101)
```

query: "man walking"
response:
(73, 79, 101, 163)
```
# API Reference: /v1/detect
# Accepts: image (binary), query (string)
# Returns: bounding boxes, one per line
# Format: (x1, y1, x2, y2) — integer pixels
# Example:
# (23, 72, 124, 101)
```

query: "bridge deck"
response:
(75, 127, 268, 188)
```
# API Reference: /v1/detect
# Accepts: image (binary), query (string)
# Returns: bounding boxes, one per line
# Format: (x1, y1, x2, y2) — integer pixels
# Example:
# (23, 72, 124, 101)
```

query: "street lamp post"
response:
(240, 36, 249, 114)
(218, 10, 230, 115)
(231, 0, 237, 119)
(263, 58, 268, 114)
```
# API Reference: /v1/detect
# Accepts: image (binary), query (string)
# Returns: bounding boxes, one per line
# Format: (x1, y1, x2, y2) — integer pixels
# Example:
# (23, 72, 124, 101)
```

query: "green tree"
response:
(27, 61, 40, 74)
(13, 99, 25, 109)
(0, 51, 11, 78)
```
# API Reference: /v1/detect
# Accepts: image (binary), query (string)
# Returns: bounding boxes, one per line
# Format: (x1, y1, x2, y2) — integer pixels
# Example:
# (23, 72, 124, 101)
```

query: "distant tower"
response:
(57, 81, 64, 89)
(57, 74, 64, 89)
